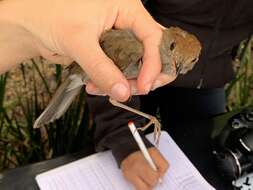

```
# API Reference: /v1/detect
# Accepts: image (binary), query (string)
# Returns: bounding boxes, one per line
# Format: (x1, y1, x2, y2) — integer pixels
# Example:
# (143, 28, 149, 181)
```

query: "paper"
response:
(233, 173, 253, 189)
(36, 131, 215, 190)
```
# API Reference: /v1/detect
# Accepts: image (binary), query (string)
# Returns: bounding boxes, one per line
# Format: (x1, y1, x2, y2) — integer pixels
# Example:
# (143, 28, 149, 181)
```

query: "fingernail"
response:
(111, 83, 129, 101)
(151, 80, 162, 91)
(158, 178, 163, 184)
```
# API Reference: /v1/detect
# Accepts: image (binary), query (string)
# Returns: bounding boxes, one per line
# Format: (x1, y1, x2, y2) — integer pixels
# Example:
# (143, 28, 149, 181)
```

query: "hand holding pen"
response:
(120, 121, 169, 190)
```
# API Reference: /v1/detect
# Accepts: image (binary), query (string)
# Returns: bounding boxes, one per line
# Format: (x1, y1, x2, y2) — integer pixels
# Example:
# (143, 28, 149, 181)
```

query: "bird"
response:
(33, 27, 201, 143)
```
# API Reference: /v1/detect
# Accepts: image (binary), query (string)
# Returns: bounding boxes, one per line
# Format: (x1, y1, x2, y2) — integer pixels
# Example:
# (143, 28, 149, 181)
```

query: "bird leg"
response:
(109, 98, 161, 145)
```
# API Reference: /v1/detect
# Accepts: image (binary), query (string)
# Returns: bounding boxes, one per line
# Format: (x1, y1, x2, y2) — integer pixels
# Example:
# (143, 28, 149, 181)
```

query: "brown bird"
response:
(33, 27, 201, 142)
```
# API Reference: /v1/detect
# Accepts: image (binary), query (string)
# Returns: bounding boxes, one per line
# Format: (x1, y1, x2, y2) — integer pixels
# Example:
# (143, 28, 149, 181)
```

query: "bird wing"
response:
(100, 29, 143, 73)
(33, 74, 84, 128)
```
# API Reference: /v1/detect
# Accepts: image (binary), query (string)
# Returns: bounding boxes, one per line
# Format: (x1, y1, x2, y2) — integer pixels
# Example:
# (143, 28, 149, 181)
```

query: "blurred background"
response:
(0, 37, 252, 172)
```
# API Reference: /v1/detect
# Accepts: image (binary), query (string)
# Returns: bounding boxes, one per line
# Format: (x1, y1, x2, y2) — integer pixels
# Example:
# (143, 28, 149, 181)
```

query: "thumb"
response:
(63, 31, 130, 102)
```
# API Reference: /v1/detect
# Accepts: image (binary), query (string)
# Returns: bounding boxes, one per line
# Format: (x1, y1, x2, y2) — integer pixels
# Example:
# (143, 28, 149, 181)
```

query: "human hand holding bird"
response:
(1, 1, 201, 189)
(33, 27, 201, 141)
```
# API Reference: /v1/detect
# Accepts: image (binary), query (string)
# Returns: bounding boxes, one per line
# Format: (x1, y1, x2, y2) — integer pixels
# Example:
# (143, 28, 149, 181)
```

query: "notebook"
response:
(36, 131, 215, 190)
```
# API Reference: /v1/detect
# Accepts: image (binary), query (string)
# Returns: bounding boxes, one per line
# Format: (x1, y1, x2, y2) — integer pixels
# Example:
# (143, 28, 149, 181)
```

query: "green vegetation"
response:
(226, 36, 253, 110)
(0, 58, 94, 171)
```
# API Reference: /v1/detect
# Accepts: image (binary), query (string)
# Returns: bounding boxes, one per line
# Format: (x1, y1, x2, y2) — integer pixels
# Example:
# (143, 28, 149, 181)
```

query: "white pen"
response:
(128, 121, 158, 171)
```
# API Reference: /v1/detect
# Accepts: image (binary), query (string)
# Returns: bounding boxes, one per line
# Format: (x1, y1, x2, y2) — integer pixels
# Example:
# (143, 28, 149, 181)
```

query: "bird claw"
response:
(137, 116, 161, 146)
(109, 98, 161, 145)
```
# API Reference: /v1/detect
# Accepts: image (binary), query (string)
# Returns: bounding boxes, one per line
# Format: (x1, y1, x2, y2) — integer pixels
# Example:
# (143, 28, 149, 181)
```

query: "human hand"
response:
(121, 147, 169, 190)
(0, 0, 172, 102)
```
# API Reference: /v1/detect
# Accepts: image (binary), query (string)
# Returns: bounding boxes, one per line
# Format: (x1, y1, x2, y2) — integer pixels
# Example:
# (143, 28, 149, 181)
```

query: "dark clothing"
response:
(85, 95, 153, 165)
(147, 0, 253, 88)
(86, 87, 226, 166)
(140, 87, 226, 131)
(86, 0, 253, 166)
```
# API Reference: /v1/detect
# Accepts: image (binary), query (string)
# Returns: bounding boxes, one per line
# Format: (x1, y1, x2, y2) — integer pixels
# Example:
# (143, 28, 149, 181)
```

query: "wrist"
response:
(113, 132, 154, 167)
(0, 0, 39, 73)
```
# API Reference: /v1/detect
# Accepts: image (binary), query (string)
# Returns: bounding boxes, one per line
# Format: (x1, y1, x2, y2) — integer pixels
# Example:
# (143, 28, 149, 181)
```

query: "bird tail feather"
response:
(33, 74, 84, 129)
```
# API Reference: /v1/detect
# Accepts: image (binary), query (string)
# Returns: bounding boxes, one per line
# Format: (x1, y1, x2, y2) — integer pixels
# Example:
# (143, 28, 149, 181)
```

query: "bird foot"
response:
(109, 98, 161, 145)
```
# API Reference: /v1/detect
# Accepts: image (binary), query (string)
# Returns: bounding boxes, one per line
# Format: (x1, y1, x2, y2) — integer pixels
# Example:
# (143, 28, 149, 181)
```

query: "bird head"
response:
(160, 27, 202, 75)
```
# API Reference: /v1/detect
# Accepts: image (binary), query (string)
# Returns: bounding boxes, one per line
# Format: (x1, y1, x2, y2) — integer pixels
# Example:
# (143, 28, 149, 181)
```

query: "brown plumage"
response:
(33, 27, 201, 129)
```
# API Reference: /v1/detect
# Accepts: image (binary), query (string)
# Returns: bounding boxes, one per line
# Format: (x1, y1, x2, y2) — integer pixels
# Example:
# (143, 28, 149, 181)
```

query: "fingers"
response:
(149, 147, 169, 177)
(86, 79, 139, 96)
(129, 6, 163, 94)
(115, 0, 164, 94)
(63, 31, 130, 102)
(124, 171, 152, 190)
(85, 82, 107, 96)
(122, 162, 159, 190)
(121, 148, 169, 190)
(137, 35, 162, 94)
(139, 161, 160, 187)
(151, 73, 177, 91)
(86, 72, 176, 96)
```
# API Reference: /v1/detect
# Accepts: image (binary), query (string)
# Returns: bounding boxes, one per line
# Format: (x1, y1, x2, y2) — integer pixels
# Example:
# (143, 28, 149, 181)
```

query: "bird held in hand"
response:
(33, 27, 201, 142)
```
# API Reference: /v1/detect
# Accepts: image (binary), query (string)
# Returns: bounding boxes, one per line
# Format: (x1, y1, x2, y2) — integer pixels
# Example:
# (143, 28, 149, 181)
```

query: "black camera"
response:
(213, 108, 253, 183)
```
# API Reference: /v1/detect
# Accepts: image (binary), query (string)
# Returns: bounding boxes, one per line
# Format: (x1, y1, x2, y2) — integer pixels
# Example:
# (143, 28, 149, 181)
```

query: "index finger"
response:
(150, 148, 169, 176)
(115, 0, 164, 94)
(131, 11, 163, 94)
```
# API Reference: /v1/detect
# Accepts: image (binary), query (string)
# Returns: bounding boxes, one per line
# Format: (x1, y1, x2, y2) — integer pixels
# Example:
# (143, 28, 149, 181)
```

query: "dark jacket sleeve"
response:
(85, 94, 154, 166)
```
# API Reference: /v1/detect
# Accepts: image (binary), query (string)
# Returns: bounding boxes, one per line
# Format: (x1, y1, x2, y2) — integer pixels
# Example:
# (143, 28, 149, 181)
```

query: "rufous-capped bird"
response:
(33, 27, 201, 142)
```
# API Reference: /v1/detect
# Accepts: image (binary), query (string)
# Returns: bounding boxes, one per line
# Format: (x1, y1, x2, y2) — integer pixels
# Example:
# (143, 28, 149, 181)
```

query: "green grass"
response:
(225, 36, 253, 110)
(0, 59, 94, 171)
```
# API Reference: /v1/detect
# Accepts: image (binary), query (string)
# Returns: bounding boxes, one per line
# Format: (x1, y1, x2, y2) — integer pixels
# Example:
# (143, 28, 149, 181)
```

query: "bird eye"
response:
(170, 42, 176, 51)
